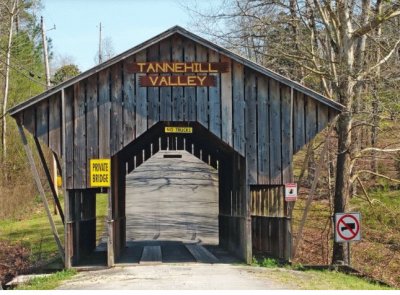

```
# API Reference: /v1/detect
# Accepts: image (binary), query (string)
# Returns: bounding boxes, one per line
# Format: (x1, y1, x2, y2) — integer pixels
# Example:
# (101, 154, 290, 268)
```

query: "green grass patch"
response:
(96, 193, 108, 241)
(15, 269, 77, 290)
(260, 267, 394, 290)
(292, 269, 393, 290)
(0, 193, 108, 264)
(252, 256, 280, 268)
(0, 198, 64, 263)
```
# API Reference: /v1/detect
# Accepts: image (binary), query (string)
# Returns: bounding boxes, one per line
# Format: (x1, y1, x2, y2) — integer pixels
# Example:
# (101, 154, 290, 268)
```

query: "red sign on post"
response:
(335, 213, 361, 242)
(285, 183, 297, 202)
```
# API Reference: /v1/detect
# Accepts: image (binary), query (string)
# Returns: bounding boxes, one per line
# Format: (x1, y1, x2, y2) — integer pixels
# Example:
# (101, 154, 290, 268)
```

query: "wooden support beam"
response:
(291, 132, 330, 258)
(53, 151, 62, 175)
(17, 123, 64, 263)
(33, 136, 65, 225)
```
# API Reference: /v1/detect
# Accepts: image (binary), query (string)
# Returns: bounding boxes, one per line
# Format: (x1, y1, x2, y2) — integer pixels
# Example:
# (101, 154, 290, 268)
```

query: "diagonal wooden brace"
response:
(17, 123, 65, 263)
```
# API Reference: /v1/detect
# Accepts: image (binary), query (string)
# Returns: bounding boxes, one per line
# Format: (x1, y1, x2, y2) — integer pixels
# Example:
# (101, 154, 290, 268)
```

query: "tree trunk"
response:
(1, 2, 17, 160)
(332, 111, 352, 264)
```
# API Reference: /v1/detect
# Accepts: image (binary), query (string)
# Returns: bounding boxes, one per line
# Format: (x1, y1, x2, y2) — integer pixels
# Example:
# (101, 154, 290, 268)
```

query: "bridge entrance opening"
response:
(119, 150, 220, 264)
(109, 122, 250, 265)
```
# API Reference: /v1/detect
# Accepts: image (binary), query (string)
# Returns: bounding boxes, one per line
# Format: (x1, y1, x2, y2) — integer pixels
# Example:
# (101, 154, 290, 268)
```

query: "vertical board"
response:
(269, 80, 282, 184)
(159, 38, 172, 121)
(35, 99, 49, 145)
(73, 81, 86, 189)
(98, 69, 111, 158)
(232, 61, 245, 155)
(220, 55, 233, 146)
(281, 85, 292, 183)
(123, 56, 136, 146)
(183, 38, 196, 121)
(317, 102, 328, 132)
(257, 75, 269, 184)
(208, 49, 221, 137)
(245, 69, 257, 184)
(111, 63, 123, 155)
(171, 34, 184, 121)
(86, 75, 99, 186)
(136, 50, 147, 136)
(64, 87, 74, 188)
(196, 44, 208, 127)
(49, 93, 61, 156)
(147, 44, 160, 127)
(293, 91, 305, 153)
(305, 96, 317, 142)
(23, 107, 35, 135)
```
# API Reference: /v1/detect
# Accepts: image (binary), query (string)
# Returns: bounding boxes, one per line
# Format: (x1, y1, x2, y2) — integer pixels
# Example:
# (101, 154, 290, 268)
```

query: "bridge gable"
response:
(10, 28, 341, 189)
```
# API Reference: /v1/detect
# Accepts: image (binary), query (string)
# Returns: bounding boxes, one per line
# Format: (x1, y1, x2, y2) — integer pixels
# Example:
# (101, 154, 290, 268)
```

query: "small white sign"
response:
(335, 212, 361, 242)
(285, 183, 297, 202)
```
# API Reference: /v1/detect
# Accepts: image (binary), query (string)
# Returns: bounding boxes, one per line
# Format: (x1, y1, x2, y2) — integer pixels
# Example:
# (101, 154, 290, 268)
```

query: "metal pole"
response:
(41, 16, 59, 215)
(347, 242, 351, 266)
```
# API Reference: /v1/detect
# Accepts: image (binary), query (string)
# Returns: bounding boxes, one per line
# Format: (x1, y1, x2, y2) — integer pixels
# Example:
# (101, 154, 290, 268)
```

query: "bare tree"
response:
(188, 0, 400, 264)
(1, 0, 18, 160)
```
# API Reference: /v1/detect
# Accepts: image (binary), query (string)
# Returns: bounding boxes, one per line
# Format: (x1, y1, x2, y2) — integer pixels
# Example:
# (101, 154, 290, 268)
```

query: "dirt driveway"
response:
(58, 263, 293, 290)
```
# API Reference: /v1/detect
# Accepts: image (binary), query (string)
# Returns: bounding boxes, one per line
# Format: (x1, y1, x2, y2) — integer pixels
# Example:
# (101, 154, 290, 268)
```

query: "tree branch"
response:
(358, 38, 400, 80)
(352, 2, 400, 39)
(351, 170, 400, 184)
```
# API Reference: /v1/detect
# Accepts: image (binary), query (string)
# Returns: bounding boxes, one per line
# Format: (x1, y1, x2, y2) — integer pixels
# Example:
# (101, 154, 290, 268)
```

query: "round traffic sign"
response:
(336, 214, 360, 241)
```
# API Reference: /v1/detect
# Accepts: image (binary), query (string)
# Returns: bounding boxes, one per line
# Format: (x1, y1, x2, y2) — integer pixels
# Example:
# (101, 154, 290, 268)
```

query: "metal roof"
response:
(8, 25, 344, 116)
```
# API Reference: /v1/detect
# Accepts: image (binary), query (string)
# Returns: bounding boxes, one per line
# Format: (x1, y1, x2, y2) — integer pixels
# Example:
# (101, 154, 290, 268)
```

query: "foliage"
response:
(52, 64, 80, 85)
(252, 256, 280, 267)
(15, 269, 77, 290)
(287, 270, 394, 290)
(0, 195, 64, 263)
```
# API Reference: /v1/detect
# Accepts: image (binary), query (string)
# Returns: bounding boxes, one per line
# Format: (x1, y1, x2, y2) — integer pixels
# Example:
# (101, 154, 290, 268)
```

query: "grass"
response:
(0, 193, 108, 264)
(0, 197, 65, 263)
(96, 193, 108, 242)
(280, 269, 394, 290)
(15, 269, 77, 290)
(253, 257, 394, 290)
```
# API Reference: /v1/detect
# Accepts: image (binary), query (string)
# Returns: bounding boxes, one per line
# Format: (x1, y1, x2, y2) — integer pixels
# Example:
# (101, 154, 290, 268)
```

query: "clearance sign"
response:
(90, 159, 111, 187)
(128, 62, 229, 87)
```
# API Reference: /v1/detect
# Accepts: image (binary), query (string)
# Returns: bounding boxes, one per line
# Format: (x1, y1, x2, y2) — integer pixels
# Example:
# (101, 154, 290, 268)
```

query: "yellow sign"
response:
(164, 126, 193, 134)
(90, 159, 111, 187)
(56, 176, 62, 188)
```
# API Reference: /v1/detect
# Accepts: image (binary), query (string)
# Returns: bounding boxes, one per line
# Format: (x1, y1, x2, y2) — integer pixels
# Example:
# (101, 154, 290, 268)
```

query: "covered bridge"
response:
(9, 26, 343, 268)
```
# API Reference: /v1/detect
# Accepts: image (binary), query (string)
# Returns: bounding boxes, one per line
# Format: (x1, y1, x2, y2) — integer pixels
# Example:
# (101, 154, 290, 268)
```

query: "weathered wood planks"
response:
(19, 33, 336, 190)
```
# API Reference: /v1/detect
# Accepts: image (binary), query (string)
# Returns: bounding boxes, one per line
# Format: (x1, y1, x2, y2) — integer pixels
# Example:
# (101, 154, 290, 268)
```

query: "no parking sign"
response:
(335, 212, 361, 242)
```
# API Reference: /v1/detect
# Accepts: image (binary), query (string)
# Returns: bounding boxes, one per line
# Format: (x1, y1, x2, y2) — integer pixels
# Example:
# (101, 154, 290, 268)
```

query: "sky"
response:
(41, 0, 217, 72)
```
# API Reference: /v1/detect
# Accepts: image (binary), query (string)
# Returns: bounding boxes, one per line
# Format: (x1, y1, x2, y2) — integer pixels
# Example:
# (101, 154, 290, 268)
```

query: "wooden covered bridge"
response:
(9, 26, 343, 268)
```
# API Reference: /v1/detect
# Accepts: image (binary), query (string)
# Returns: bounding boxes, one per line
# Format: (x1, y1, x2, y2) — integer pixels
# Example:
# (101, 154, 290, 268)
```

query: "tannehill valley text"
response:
(130, 62, 228, 73)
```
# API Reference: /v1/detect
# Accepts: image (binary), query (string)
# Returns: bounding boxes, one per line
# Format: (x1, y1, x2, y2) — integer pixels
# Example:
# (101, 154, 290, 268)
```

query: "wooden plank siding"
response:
(183, 38, 196, 121)
(147, 44, 160, 128)
(86, 75, 98, 186)
(269, 79, 282, 184)
(35, 99, 49, 145)
(196, 43, 208, 128)
(73, 81, 86, 189)
(17, 33, 335, 190)
(110, 63, 123, 155)
(48, 92, 62, 156)
(257, 75, 269, 184)
(244, 68, 257, 184)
